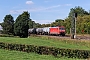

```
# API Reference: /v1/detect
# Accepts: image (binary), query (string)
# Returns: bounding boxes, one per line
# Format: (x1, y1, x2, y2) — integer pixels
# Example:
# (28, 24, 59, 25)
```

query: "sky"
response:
(0, 0, 90, 24)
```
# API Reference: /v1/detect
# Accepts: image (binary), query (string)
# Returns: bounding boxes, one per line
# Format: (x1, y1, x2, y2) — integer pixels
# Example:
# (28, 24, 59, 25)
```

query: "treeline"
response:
(0, 6, 90, 38)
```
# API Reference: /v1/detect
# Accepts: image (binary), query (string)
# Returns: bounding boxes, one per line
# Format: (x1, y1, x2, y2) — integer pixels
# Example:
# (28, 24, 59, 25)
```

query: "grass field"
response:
(0, 49, 80, 60)
(0, 36, 90, 50)
(0, 36, 90, 60)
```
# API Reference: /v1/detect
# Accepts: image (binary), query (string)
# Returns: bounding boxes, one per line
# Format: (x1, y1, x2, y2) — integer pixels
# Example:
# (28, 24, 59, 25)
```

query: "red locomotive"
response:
(49, 26, 65, 36)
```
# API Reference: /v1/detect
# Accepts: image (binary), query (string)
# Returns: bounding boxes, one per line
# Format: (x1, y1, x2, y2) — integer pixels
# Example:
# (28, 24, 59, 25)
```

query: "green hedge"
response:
(0, 42, 90, 59)
(0, 34, 14, 37)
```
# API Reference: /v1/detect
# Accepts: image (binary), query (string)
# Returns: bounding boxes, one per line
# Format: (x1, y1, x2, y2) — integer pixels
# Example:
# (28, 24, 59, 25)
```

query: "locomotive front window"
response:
(60, 28, 65, 30)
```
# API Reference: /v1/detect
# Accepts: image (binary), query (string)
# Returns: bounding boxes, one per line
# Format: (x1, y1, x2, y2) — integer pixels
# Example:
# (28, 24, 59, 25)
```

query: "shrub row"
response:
(0, 42, 90, 59)
(0, 34, 14, 37)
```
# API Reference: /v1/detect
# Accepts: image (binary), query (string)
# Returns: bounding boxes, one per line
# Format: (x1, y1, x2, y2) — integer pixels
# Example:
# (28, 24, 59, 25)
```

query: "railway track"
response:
(76, 35, 90, 40)
(37, 34, 90, 40)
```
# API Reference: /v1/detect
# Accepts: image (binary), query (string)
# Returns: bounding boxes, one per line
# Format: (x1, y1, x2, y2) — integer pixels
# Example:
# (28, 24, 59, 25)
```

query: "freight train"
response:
(28, 26, 66, 36)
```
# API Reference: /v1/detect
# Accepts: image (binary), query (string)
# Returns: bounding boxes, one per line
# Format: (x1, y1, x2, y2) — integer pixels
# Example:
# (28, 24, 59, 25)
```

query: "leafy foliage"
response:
(65, 6, 90, 34)
(68, 6, 90, 17)
(14, 11, 29, 38)
(1, 14, 14, 35)
(28, 19, 42, 28)
(76, 15, 90, 34)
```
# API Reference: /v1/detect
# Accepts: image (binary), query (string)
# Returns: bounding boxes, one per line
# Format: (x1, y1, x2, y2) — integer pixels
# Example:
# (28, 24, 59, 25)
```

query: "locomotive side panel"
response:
(49, 27, 59, 34)
(49, 26, 66, 36)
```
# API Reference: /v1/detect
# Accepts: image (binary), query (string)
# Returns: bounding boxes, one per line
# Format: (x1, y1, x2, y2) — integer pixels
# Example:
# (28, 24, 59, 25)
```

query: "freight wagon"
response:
(42, 27, 51, 35)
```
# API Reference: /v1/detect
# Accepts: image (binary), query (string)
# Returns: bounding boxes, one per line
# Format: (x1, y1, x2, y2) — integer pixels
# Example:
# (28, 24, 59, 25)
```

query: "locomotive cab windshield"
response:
(59, 26, 66, 36)
(60, 28, 65, 30)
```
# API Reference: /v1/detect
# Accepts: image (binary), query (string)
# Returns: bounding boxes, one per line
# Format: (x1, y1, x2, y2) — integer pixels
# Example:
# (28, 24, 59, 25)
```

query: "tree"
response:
(1, 14, 14, 34)
(55, 19, 64, 26)
(35, 23, 42, 28)
(14, 11, 30, 38)
(64, 6, 90, 34)
(28, 19, 33, 28)
(68, 6, 90, 17)
(77, 15, 90, 34)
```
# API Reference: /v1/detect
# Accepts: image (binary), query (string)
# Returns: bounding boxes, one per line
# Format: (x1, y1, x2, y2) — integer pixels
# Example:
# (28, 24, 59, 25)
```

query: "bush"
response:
(0, 34, 14, 37)
(0, 42, 90, 59)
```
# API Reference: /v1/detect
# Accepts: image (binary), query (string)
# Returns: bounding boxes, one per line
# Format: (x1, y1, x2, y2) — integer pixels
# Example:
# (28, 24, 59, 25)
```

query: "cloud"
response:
(26, 1, 34, 5)
(44, 0, 49, 3)
(10, 10, 26, 14)
(33, 19, 55, 24)
(10, 10, 28, 14)
(10, 4, 72, 14)
(64, 4, 72, 6)
(45, 5, 61, 10)
(10, 10, 19, 14)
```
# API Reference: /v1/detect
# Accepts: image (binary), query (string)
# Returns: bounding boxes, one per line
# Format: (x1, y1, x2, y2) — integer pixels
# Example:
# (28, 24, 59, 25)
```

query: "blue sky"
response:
(0, 0, 90, 24)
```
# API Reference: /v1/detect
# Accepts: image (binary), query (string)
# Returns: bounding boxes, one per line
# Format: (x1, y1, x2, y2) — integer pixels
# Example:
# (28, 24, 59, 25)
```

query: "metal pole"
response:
(87, 23, 88, 34)
(71, 13, 74, 39)
(71, 13, 77, 39)
(74, 17, 76, 39)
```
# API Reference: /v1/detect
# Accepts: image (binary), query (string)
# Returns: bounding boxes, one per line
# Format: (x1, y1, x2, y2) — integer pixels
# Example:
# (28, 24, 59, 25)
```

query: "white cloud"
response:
(10, 4, 72, 14)
(64, 4, 72, 6)
(10, 10, 19, 14)
(45, 5, 61, 10)
(44, 0, 49, 3)
(26, 1, 34, 5)
(33, 19, 55, 24)
(10, 10, 27, 14)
